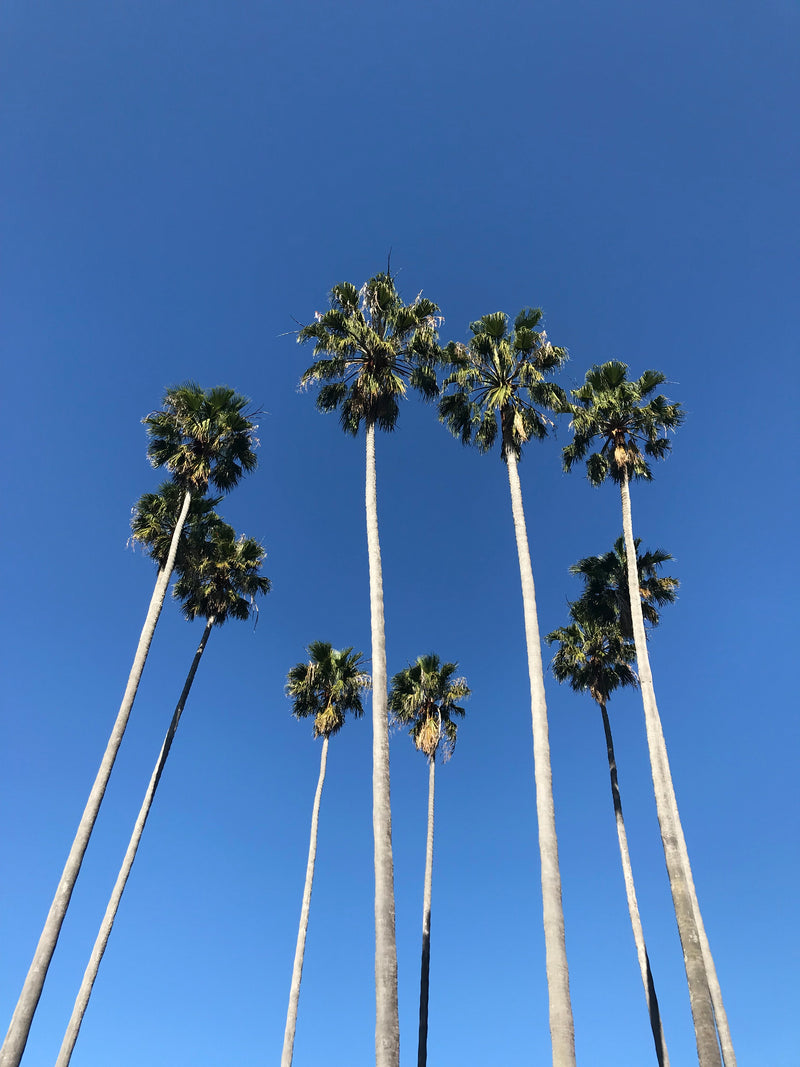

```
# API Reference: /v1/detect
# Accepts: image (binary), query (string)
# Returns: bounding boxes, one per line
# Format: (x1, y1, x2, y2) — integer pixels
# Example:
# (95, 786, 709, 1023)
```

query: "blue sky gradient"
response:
(1, 2, 798, 1064)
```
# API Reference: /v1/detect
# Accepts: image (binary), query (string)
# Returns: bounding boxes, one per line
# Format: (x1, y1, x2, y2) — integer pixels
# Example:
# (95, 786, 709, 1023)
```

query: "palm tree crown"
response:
(173, 521, 271, 625)
(563, 361, 683, 484)
(143, 383, 259, 494)
(570, 536, 679, 640)
(129, 482, 222, 571)
(439, 308, 567, 462)
(298, 272, 442, 434)
(388, 655, 470, 760)
(287, 642, 370, 739)
(546, 610, 637, 707)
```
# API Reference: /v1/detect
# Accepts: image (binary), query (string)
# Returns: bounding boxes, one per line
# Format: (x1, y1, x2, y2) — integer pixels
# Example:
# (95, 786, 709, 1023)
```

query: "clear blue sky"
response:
(1, 1, 797, 1064)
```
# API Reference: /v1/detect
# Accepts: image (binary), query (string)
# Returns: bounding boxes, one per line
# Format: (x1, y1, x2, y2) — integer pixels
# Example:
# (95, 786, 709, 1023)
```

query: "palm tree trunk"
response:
(0, 489, 193, 1067)
(417, 754, 435, 1067)
(673, 811, 736, 1066)
(365, 423, 400, 1067)
(599, 699, 669, 1067)
(505, 450, 576, 1067)
(281, 734, 330, 1067)
(55, 615, 213, 1067)
(619, 470, 721, 1067)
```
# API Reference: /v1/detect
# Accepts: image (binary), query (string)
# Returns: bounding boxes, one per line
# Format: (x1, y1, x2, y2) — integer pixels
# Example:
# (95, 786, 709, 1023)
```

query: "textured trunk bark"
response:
(505, 450, 576, 1067)
(599, 700, 669, 1067)
(619, 471, 721, 1067)
(281, 735, 330, 1067)
(365, 423, 400, 1067)
(56, 616, 213, 1067)
(0, 488, 193, 1067)
(417, 755, 435, 1067)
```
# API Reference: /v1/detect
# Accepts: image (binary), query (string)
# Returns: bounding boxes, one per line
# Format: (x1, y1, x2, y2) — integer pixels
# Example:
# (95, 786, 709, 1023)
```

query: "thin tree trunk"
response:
(0, 489, 193, 1067)
(365, 423, 400, 1067)
(56, 615, 213, 1067)
(505, 451, 576, 1067)
(417, 754, 435, 1067)
(599, 700, 669, 1067)
(281, 735, 330, 1067)
(619, 470, 721, 1067)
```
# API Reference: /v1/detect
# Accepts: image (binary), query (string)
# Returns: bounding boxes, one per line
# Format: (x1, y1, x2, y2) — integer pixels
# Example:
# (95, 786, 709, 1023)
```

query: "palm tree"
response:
(388, 655, 469, 1067)
(546, 605, 669, 1067)
(282, 642, 369, 1067)
(569, 537, 678, 641)
(439, 308, 576, 1067)
(564, 362, 732, 1067)
(55, 519, 270, 1067)
(299, 272, 440, 1067)
(1, 385, 258, 1067)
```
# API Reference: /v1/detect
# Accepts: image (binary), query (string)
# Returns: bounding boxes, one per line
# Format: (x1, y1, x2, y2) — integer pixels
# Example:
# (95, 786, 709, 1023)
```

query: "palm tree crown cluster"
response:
(1, 273, 734, 1067)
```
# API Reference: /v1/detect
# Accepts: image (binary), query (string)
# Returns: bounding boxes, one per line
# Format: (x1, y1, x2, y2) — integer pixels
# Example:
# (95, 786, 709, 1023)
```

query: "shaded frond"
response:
(569, 536, 678, 639)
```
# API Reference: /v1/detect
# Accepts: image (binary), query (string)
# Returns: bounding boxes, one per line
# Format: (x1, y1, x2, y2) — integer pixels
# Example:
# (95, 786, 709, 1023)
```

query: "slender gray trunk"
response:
(599, 700, 669, 1067)
(417, 754, 435, 1067)
(365, 423, 400, 1067)
(0, 489, 193, 1067)
(505, 450, 576, 1067)
(619, 471, 721, 1067)
(281, 735, 330, 1067)
(56, 615, 213, 1067)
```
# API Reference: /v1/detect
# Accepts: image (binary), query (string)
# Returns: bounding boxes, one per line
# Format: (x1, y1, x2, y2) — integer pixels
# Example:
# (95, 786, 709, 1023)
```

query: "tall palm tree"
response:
(282, 642, 369, 1067)
(546, 605, 669, 1067)
(388, 654, 469, 1067)
(439, 308, 576, 1067)
(56, 520, 270, 1067)
(564, 362, 732, 1067)
(1, 385, 258, 1067)
(299, 272, 440, 1067)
